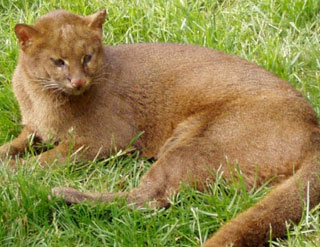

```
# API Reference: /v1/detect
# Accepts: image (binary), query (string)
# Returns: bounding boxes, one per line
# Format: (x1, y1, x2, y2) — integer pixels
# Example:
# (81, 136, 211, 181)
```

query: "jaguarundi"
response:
(1, 9, 320, 247)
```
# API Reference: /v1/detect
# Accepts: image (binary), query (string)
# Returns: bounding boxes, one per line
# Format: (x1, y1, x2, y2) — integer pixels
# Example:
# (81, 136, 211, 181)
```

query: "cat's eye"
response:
(51, 58, 66, 67)
(83, 55, 92, 65)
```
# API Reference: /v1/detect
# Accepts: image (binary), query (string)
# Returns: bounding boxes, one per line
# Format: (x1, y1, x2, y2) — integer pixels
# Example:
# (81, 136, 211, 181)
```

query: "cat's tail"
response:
(202, 131, 320, 247)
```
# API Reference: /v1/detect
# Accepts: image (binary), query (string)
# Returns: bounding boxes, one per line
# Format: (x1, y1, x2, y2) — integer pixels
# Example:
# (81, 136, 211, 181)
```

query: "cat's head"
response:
(14, 10, 106, 96)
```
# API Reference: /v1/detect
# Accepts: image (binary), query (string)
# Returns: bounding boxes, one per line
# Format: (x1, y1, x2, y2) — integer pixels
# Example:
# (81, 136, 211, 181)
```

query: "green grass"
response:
(0, 0, 320, 246)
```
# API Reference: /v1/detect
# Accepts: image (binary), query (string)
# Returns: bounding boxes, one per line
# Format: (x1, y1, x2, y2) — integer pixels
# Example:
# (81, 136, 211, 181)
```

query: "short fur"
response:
(1, 10, 320, 247)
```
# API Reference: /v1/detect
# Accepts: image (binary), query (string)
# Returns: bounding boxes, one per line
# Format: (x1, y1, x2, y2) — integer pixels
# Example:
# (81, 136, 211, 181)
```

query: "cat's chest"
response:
(22, 98, 74, 142)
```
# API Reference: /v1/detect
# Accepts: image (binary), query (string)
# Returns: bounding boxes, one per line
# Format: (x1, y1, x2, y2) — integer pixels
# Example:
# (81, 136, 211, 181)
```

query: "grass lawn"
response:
(1, 0, 320, 246)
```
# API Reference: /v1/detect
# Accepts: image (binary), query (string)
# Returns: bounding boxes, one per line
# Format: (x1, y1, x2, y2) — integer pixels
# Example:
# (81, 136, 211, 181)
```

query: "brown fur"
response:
(1, 10, 320, 247)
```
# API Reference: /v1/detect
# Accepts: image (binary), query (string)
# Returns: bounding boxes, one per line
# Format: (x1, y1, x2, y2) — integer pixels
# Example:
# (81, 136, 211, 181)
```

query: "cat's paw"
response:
(51, 187, 87, 204)
(0, 144, 10, 160)
(0, 158, 17, 173)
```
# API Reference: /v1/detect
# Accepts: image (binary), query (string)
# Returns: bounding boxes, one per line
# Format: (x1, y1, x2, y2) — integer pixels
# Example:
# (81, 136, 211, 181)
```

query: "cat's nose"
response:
(71, 79, 86, 89)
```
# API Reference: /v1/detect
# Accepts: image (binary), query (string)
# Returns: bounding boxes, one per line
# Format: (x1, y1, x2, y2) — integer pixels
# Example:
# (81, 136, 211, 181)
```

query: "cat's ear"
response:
(86, 10, 106, 34)
(15, 24, 39, 50)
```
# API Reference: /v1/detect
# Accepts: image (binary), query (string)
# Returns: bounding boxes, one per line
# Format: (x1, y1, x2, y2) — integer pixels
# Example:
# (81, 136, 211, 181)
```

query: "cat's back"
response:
(102, 42, 308, 115)
(102, 43, 317, 128)
(105, 42, 296, 95)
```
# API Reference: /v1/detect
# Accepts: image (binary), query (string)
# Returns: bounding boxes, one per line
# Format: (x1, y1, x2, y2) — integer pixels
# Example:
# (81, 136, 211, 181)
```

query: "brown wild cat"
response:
(1, 9, 320, 247)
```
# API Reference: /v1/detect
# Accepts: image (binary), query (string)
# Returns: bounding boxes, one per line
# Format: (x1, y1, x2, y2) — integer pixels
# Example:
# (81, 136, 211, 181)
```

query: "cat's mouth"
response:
(39, 76, 92, 96)
(62, 78, 92, 96)
(63, 84, 91, 96)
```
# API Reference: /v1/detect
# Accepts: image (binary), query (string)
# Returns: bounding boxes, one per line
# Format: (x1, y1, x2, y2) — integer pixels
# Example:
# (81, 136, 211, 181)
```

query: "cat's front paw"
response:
(0, 158, 17, 173)
(0, 144, 10, 160)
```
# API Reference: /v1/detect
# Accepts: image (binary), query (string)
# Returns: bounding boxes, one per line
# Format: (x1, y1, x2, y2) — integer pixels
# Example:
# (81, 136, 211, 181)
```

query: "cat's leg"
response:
(3, 137, 99, 167)
(0, 129, 76, 166)
(36, 142, 100, 166)
(35, 142, 73, 166)
(52, 141, 212, 207)
(0, 125, 37, 160)
(52, 114, 216, 207)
